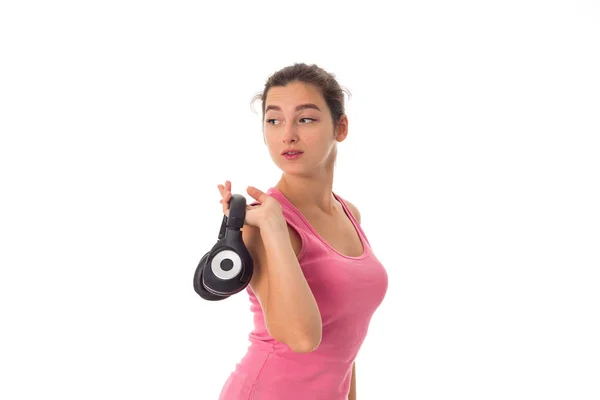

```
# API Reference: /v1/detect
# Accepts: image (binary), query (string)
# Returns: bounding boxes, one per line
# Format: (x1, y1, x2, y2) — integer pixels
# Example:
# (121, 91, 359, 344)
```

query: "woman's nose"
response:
(282, 124, 298, 143)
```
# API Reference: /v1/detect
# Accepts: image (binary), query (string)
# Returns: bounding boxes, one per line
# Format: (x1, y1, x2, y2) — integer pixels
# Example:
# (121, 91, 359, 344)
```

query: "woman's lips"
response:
(282, 152, 303, 160)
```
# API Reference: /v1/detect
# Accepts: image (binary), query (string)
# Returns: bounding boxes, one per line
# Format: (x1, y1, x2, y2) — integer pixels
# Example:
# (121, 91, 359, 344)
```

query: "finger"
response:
(224, 181, 230, 195)
(218, 182, 232, 214)
(247, 186, 268, 202)
(218, 183, 231, 201)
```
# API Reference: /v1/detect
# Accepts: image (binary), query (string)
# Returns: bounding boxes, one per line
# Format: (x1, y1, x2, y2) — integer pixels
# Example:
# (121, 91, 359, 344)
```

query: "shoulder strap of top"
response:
(332, 191, 372, 248)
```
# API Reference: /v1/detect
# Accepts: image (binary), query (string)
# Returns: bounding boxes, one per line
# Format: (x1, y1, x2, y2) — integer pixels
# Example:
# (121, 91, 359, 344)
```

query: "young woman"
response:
(216, 63, 388, 400)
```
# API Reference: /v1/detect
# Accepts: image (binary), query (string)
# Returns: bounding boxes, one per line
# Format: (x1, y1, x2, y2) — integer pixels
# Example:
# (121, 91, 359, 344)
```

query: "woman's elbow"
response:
(289, 330, 322, 353)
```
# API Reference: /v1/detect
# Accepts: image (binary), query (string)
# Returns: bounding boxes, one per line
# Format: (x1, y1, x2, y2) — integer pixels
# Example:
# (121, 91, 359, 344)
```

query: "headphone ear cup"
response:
(202, 245, 248, 297)
(209, 248, 243, 280)
(193, 252, 227, 301)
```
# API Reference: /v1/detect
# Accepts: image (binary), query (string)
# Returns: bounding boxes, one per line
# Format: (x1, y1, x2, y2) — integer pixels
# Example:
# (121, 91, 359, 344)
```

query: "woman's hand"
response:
(217, 180, 284, 230)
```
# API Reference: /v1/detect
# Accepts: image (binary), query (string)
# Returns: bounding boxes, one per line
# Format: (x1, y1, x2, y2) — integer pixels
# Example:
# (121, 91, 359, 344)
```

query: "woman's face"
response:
(263, 81, 345, 175)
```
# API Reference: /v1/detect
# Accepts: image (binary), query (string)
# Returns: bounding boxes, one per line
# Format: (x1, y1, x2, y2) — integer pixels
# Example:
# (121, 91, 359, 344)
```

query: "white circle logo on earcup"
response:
(210, 250, 242, 280)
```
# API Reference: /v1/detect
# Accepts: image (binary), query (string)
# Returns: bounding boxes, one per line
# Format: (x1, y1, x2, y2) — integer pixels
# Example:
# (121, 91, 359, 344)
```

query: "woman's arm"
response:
(348, 362, 356, 400)
(243, 219, 322, 353)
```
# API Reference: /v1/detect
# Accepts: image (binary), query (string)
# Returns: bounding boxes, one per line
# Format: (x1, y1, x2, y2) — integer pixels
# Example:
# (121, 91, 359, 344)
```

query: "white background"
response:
(1, 1, 599, 399)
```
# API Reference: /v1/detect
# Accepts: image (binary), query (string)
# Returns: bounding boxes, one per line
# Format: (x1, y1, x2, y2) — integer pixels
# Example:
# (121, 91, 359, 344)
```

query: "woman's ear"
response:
(335, 114, 349, 141)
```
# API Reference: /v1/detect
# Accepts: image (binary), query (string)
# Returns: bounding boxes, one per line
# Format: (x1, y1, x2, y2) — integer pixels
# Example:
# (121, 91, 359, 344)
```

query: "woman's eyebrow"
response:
(265, 103, 321, 113)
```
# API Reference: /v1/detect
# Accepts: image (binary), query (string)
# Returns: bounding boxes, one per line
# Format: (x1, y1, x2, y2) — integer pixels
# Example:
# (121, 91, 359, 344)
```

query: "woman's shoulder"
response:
(240, 220, 303, 262)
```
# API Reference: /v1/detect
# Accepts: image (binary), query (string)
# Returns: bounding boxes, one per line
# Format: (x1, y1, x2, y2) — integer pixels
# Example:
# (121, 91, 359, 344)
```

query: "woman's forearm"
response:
(259, 218, 322, 352)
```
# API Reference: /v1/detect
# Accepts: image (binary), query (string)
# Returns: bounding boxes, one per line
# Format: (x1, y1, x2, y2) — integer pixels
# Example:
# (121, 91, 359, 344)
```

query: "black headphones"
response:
(193, 194, 254, 301)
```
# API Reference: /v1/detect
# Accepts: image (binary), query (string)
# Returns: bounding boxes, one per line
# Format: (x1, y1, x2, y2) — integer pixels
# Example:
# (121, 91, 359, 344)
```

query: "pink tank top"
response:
(218, 187, 388, 400)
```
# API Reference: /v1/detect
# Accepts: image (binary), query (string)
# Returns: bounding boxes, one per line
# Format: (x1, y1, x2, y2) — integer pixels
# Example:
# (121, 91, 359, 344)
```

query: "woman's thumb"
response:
(247, 186, 267, 202)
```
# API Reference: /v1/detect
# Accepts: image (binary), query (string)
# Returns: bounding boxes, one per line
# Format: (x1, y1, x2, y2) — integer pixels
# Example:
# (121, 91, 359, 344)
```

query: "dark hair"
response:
(251, 63, 352, 129)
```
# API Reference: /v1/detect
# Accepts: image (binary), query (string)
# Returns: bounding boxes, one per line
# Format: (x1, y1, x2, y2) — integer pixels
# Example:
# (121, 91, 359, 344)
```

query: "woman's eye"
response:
(266, 118, 315, 125)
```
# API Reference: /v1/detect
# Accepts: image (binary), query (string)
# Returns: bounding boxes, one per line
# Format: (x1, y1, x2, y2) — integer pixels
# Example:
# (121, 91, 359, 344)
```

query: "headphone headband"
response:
(218, 194, 246, 239)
